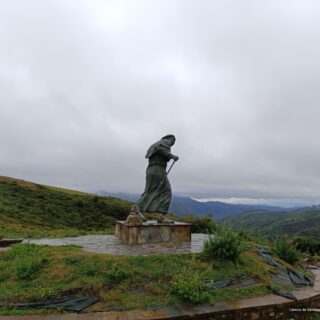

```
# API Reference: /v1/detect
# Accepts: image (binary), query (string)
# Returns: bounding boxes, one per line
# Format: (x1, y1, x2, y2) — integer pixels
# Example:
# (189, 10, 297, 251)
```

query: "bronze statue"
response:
(137, 134, 179, 213)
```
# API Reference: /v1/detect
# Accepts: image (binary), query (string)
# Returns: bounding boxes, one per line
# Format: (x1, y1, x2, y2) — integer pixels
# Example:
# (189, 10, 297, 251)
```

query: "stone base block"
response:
(115, 221, 191, 245)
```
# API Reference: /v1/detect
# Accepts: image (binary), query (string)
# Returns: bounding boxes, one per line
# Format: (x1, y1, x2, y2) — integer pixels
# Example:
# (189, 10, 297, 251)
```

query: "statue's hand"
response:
(172, 155, 179, 161)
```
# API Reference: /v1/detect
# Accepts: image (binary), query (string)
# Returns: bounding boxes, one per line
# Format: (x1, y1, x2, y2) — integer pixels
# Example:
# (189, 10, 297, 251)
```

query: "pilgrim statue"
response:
(137, 134, 179, 214)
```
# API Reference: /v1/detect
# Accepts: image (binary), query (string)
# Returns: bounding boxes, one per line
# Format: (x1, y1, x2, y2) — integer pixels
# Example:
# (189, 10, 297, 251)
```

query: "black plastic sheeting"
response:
(0, 295, 99, 312)
(257, 248, 316, 301)
(272, 289, 297, 301)
(288, 268, 314, 286)
(271, 270, 293, 286)
(257, 249, 314, 287)
(210, 276, 257, 290)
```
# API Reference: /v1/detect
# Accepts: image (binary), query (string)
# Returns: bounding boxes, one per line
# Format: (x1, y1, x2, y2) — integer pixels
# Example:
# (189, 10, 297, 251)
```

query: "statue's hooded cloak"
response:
(145, 135, 175, 159)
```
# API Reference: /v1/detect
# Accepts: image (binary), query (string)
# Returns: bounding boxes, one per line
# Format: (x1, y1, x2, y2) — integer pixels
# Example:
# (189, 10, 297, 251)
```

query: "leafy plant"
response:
(202, 229, 242, 262)
(273, 239, 300, 264)
(293, 237, 320, 256)
(104, 267, 128, 288)
(79, 259, 100, 277)
(14, 256, 43, 280)
(63, 256, 82, 266)
(171, 268, 209, 303)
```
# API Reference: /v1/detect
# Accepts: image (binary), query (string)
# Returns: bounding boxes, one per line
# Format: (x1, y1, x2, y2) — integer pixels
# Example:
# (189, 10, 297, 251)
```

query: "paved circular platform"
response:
(24, 233, 209, 256)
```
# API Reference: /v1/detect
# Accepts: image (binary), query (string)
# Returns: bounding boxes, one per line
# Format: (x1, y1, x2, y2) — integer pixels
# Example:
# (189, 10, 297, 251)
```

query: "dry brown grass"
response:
(0, 176, 40, 190)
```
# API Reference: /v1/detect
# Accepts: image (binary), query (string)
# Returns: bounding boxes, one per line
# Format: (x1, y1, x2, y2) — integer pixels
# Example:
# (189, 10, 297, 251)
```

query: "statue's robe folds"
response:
(137, 139, 174, 213)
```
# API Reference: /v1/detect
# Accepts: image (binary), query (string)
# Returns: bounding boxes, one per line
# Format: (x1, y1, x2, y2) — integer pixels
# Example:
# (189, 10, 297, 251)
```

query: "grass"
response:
(0, 176, 131, 238)
(0, 242, 295, 315)
(0, 176, 217, 238)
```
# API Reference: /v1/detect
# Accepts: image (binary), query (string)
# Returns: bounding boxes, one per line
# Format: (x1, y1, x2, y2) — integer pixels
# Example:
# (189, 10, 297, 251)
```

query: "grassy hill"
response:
(0, 176, 131, 238)
(222, 209, 320, 239)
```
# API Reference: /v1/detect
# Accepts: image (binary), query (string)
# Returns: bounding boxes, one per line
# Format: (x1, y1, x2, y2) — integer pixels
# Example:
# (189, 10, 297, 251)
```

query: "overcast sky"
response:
(1, 0, 320, 206)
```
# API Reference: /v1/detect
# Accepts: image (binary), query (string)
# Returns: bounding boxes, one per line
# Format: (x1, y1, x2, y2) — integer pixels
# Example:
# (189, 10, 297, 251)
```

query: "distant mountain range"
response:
(98, 192, 301, 220)
(221, 208, 320, 239)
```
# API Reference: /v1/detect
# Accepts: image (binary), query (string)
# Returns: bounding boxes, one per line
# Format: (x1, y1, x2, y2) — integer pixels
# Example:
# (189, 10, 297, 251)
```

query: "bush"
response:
(273, 239, 300, 264)
(104, 267, 128, 288)
(202, 229, 242, 262)
(171, 268, 209, 303)
(293, 237, 320, 256)
(183, 215, 217, 234)
(63, 256, 82, 266)
(80, 259, 100, 277)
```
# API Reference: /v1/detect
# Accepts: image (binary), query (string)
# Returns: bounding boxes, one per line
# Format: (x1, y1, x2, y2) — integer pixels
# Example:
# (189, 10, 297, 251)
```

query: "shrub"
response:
(80, 259, 100, 277)
(171, 268, 209, 303)
(63, 256, 82, 266)
(104, 267, 128, 288)
(273, 239, 300, 264)
(183, 215, 217, 234)
(202, 229, 242, 262)
(293, 237, 320, 256)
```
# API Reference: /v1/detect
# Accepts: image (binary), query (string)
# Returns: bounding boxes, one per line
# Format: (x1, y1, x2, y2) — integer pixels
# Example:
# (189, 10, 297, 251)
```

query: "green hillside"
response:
(0, 176, 131, 238)
(222, 209, 320, 239)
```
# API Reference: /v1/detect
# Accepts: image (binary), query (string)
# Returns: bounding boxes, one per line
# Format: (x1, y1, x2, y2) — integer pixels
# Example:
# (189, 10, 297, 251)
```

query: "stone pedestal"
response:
(115, 221, 191, 245)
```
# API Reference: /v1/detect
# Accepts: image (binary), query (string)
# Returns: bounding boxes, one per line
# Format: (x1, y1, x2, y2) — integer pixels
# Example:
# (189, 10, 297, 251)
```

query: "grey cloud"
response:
(1, 0, 320, 205)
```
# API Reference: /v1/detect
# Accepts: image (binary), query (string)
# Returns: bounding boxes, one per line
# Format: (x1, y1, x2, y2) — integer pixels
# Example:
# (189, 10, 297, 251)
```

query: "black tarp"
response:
(257, 249, 314, 287)
(0, 295, 99, 312)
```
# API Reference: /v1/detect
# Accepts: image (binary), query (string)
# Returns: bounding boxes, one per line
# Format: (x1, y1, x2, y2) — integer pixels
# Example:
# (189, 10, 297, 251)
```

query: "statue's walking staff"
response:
(143, 160, 176, 212)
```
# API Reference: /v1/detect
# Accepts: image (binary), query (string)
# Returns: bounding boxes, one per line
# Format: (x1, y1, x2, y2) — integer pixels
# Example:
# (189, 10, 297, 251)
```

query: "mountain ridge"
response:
(98, 192, 301, 220)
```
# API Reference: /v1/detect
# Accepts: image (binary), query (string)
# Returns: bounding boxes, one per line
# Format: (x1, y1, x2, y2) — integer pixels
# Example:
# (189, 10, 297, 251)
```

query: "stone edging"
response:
(2, 270, 320, 320)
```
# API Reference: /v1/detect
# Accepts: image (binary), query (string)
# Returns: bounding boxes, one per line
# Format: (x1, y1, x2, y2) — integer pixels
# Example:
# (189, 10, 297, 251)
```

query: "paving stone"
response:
(313, 283, 320, 292)
(126, 309, 168, 320)
(160, 306, 187, 318)
(101, 311, 128, 319)
(24, 234, 209, 256)
(77, 313, 105, 320)
(202, 302, 232, 312)
(178, 303, 211, 315)
(312, 269, 320, 277)
(291, 288, 320, 300)
(226, 294, 292, 310)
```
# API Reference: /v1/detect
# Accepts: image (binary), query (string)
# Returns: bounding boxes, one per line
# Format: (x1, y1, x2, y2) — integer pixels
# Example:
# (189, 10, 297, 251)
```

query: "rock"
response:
(125, 205, 146, 225)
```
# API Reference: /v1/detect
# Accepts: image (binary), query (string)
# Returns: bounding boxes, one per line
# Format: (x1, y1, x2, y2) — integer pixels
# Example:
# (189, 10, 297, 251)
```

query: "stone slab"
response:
(115, 221, 191, 245)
